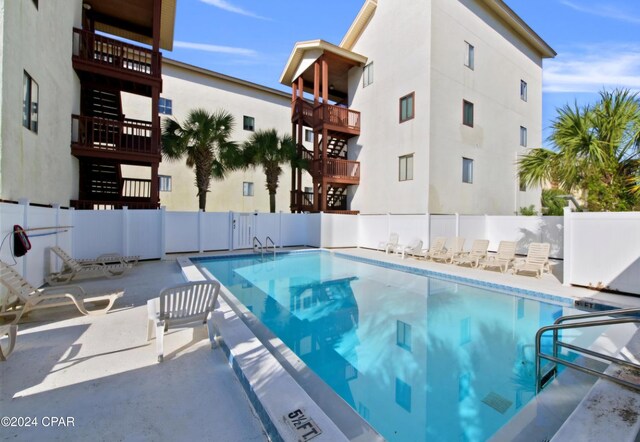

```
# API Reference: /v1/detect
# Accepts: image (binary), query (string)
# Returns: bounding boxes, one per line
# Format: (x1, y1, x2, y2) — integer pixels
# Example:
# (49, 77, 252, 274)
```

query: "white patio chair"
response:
(147, 281, 221, 362)
(452, 239, 490, 268)
(479, 241, 518, 273)
(378, 233, 400, 254)
(0, 324, 17, 361)
(513, 242, 551, 278)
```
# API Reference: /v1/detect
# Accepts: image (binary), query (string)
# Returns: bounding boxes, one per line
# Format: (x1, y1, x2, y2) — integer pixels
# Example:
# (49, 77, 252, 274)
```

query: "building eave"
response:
(279, 40, 368, 86)
(339, 0, 378, 51)
(480, 0, 556, 58)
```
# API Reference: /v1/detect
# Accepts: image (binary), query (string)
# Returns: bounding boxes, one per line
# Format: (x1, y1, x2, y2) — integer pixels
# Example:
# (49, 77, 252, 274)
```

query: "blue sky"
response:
(169, 0, 640, 147)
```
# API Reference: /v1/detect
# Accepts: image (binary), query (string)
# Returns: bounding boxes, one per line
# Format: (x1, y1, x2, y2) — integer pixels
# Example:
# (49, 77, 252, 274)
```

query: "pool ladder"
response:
(252, 236, 276, 258)
(535, 307, 640, 393)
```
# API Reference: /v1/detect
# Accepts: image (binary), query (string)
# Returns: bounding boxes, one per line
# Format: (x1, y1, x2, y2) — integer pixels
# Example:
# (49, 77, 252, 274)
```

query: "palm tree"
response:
(241, 129, 296, 213)
(161, 109, 240, 211)
(518, 89, 640, 211)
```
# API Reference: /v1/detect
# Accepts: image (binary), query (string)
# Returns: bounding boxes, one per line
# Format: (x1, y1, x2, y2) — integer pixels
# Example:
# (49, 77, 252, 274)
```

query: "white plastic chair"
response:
(147, 281, 221, 362)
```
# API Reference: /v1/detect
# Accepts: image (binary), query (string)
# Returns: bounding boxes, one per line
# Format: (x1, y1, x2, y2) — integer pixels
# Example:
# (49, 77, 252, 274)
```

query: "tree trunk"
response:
(269, 192, 276, 213)
(198, 190, 207, 212)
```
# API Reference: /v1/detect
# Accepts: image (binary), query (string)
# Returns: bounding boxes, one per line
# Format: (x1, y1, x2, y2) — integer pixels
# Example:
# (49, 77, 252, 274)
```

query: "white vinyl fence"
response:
(2, 200, 639, 295)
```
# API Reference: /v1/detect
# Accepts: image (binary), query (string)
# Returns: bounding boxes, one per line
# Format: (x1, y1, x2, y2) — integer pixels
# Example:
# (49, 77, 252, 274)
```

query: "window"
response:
(399, 93, 415, 123)
(22, 71, 39, 133)
(399, 154, 414, 181)
(462, 158, 473, 183)
(519, 175, 527, 192)
(465, 42, 475, 70)
(463, 100, 474, 127)
(520, 126, 527, 147)
(396, 320, 412, 351)
(159, 175, 172, 192)
(305, 129, 313, 143)
(158, 97, 172, 115)
(243, 116, 255, 131)
(363, 62, 374, 87)
(243, 182, 254, 196)
(520, 80, 528, 101)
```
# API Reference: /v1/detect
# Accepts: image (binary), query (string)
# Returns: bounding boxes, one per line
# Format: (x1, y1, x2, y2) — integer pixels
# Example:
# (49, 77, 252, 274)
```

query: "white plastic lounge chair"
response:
(513, 242, 551, 278)
(147, 281, 221, 362)
(479, 241, 517, 273)
(395, 238, 423, 259)
(65, 247, 140, 266)
(418, 237, 447, 260)
(0, 324, 17, 361)
(452, 239, 490, 268)
(431, 237, 466, 263)
(47, 246, 133, 285)
(377, 233, 400, 254)
(0, 260, 124, 320)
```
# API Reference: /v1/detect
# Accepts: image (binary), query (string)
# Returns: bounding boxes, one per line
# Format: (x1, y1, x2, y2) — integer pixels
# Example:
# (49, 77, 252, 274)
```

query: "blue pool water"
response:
(198, 251, 578, 441)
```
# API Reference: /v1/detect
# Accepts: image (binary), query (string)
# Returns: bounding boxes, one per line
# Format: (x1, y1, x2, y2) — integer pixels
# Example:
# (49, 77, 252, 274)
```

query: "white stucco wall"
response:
(344, 0, 546, 215)
(428, 0, 543, 215)
(122, 61, 310, 213)
(0, 0, 81, 206)
(348, 0, 432, 214)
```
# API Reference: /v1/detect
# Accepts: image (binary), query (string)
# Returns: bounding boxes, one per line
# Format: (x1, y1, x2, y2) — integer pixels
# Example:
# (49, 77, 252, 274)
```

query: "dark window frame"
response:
(520, 80, 528, 102)
(243, 115, 255, 132)
(158, 97, 172, 115)
(243, 181, 254, 196)
(465, 41, 475, 70)
(159, 175, 172, 192)
(399, 92, 415, 123)
(363, 62, 374, 87)
(462, 157, 474, 184)
(463, 100, 474, 127)
(520, 126, 528, 147)
(23, 71, 39, 134)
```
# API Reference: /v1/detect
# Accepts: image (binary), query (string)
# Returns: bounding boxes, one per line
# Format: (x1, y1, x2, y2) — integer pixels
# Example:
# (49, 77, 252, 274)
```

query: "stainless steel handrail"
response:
(535, 310, 640, 393)
(253, 237, 263, 256)
(265, 236, 276, 258)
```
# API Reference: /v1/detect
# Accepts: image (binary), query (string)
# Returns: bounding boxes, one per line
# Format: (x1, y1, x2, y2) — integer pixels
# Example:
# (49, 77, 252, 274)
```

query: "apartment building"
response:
(0, 1, 303, 213)
(121, 59, 309, 213)
(282, 0, 555, 215)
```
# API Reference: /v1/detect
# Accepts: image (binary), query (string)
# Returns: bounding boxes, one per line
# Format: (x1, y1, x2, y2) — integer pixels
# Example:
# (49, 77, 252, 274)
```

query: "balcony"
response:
(71, 115, 159, 163)
(313, 103, 360, 135)
(290, 190, 314, 212)
(70, 199, 159, 210)
(292, 98, 314, 126)
(72, 28, 161, 94)
(311, 159, 360, 184)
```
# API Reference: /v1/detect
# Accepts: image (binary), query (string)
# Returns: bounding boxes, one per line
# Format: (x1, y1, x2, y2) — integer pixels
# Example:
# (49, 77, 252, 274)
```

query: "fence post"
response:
(122, 206, 130, 256)
(198, 209, 204, 253)
(455, 212, 460, 237)
(229, 211, 234, 251)
(70, 207, 76, 259)
(279, 211, 283, 248)
(160, 206, 166, 260)
(425, 213, 431, 248)
(18, 199, 29, 278)
(562, 206, 572, 286)
(52, 204, 61, 248)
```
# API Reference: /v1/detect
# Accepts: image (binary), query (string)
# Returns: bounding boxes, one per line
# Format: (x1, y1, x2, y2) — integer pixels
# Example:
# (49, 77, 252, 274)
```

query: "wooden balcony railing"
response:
(70, 200, 159, 210)
(292, 98, 314, 123)
(122, 178, 151, 199)
(290, 190, 314, 212)
(313, 103, 361, 132)
(73, 28, 161, 80)
(72, 115, 158, 156)
(311, 159, 360, 183)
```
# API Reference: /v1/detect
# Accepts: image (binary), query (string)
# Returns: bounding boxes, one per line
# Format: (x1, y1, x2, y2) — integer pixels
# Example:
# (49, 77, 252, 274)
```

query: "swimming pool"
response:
(197, 251, 582, 441)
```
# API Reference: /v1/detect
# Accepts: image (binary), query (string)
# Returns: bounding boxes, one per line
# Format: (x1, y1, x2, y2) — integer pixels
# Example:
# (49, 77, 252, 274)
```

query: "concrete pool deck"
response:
(1, 247, 639, 441)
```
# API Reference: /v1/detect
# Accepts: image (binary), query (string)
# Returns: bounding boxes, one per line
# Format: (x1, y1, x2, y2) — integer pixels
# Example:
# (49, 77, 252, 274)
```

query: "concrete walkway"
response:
(0, 260, 266, 441)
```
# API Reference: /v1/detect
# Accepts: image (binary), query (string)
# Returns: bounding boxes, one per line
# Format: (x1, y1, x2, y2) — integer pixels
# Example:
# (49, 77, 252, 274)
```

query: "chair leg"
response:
(0, 325, 17, 361)
(156, 321, 165, 362)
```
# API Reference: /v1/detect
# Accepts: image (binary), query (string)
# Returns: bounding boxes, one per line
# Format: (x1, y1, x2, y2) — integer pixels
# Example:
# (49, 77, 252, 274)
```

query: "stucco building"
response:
(282, 0, 555, 215)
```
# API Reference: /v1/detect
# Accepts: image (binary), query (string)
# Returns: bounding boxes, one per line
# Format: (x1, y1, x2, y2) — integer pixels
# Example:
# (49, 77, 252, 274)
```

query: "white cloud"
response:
(544, 44, 640, 93)
(560, 1, 640, 25)
(173, 41, 257, 57)
(200, 0, 269, 20)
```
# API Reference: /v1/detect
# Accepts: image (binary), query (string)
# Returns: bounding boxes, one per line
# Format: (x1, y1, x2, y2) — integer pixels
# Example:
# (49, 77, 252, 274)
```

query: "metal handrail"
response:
(535, 309, 640, 393)
(265, 236, 276, 258)
(252, 237, 263, 256)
